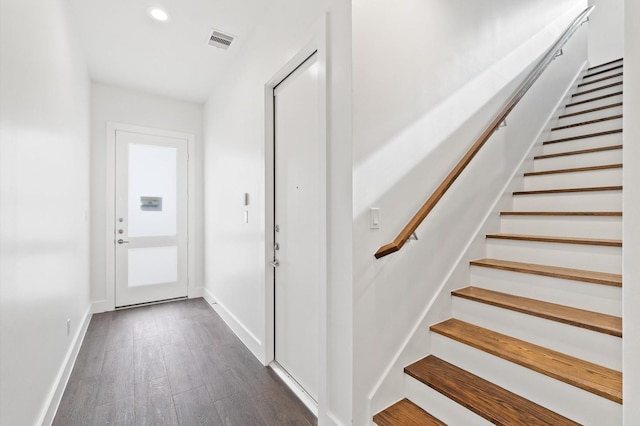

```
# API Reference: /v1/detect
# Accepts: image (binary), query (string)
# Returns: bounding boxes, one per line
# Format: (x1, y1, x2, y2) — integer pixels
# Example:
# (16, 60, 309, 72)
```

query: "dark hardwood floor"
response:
(53, 298, 317, 425)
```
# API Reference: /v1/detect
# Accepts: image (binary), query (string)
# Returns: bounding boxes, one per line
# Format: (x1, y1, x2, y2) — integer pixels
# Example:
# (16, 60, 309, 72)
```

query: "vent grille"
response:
(208, 30, 234, 50)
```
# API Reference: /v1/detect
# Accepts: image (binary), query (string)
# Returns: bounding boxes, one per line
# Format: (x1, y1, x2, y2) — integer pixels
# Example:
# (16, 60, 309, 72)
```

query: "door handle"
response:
(270, 258, 280, 268)
(117, 239, 130, 244)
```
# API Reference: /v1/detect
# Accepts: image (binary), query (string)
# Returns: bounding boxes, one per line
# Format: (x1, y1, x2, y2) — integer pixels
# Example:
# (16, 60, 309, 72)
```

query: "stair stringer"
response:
(368, 60, 589, 420)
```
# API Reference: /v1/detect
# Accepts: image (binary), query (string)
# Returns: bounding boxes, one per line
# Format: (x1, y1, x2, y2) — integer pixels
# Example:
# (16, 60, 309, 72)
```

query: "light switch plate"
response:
(370, 208, 380, 229)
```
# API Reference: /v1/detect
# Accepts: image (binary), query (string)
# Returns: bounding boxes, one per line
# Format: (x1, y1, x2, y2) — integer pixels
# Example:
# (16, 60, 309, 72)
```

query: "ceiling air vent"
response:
(208, 29, 235, 50)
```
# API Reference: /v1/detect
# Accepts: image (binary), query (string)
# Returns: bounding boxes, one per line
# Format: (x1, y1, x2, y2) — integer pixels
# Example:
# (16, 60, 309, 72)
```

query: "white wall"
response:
(588, 0, 624, 65)
(0, 0, 92, 424)
(623, 1, 639, 423)
(351, 0, 587, 423)
(90, 83, 204, 310)
(202, 0, 352, 424)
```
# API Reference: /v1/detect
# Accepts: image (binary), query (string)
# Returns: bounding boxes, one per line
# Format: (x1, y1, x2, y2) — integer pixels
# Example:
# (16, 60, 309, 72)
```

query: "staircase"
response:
(374, 58, 624, 425)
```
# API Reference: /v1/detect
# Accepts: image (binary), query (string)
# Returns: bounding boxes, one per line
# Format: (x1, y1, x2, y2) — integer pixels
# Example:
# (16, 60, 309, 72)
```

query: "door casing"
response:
(105, 122, 196, 311)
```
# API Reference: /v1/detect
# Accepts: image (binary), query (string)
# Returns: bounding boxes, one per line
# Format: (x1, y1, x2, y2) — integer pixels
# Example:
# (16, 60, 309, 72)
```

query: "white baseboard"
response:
(326, 411, 348, 426)
(189, 286, 205, 298)
(91, 299, 112, 314)
(201, 287, 263, 362)
(38, 304, 92, 426)
(91, 288, 204, 314)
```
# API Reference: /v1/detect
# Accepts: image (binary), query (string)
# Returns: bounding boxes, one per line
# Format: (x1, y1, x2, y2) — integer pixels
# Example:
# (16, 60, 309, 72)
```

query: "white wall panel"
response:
(0, 1, 91, 424)
(588, 0, 624, 65)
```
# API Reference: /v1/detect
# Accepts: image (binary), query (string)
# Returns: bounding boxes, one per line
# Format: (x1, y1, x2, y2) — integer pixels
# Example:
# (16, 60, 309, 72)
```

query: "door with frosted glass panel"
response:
(115, 130, 188, 307)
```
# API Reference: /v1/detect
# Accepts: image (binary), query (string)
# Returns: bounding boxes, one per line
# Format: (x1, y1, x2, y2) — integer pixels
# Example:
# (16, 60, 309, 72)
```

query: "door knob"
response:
(117, 239, 130, 244)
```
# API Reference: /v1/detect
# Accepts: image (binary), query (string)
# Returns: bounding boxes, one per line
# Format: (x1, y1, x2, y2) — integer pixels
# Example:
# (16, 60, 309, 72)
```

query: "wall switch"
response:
(370, 208, 380, 229)
(66, 318, 71, 336)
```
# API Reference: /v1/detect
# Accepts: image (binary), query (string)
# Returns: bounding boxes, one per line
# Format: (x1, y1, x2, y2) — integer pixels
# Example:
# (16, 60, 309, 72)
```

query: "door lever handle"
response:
(117, 239, 130, 244)
(270, 258, 279, 268)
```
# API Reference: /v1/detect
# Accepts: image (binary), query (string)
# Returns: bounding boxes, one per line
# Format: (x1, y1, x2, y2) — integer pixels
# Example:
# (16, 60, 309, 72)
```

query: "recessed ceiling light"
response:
(148, 7, 169, 22)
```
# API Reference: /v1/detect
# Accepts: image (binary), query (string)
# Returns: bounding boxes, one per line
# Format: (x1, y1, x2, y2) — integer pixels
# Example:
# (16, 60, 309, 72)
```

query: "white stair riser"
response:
(572, 83, 623, 99)
(430, 333, 622, 426)
(512, 191, 621, 211)
(562, 94, 623, 115)
(556, 104, 622, 127)
(404, 375, 493, 426)
(485, 239, 621, 274)
(549, 118, 622, 140)
(542, 132, 622, 155)
(451, 297, 622, 370)
(523, 168, 622, 190)
(470, 265, 622, 316)
(500, 215, 622, 239)
(582, 67, 623, 82)
(577, 74, 623, 89)
(533, 149, 622, 171)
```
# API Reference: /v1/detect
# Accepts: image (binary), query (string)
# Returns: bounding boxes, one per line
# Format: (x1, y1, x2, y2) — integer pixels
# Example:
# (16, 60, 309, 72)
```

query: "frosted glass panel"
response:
(128, 246, 178, 287)
(128, 143, 177, 237)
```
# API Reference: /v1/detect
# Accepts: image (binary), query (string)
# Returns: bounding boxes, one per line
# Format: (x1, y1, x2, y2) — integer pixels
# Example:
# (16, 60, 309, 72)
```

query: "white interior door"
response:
(274, 53, 320, 402)
(115, 129, 188, 307)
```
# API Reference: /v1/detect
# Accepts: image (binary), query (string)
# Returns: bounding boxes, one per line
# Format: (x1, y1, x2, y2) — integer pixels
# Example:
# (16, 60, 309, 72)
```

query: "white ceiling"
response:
(68, 0, 277, 103)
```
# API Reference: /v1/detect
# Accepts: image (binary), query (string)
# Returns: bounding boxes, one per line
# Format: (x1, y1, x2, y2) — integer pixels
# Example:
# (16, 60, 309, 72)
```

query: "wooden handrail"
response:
(375, 6, 594, 259)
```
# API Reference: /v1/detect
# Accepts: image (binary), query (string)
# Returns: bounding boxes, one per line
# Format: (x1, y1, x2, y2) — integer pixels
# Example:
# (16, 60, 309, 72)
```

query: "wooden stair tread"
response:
(584, 64, 623, 78)
(572, 81, 622, 97)
(534, 145, 622, 160)
(452, 286, 622, 337)
(500, 211, 621, 216)
(551, 114, 622, 131)
(544, 129, 622, 145)
(524, 163, 621, 177)
(558, 102, 622, 119)
(373, 398, 446, 426)
(513, 185, 622, 196)
(485, 233, 621, 247)
(430, 319, 623, 403)
(470, 258, 621, 287)
(566, 92, 622, 108)
(405, 356, 578, 426)
(578, 72, 623, 87)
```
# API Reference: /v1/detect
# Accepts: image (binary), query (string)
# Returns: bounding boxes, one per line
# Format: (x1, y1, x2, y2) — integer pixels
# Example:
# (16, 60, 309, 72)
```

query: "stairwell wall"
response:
(351, 0, 588, 422)
(587, 0, 624, 65)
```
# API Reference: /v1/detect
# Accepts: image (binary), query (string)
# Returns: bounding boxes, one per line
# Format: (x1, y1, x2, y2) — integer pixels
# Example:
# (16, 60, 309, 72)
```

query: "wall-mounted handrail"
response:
(374, 6, 594, 259)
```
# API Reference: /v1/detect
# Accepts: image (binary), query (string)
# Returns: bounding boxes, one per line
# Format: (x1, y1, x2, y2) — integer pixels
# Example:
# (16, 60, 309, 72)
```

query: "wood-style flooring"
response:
(53, 298, 317, 425)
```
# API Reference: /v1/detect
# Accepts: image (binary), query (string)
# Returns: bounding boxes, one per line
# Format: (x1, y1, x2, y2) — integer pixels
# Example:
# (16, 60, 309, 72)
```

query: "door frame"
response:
(263, 17, 328, 414)
(105, 122, 196, 310)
